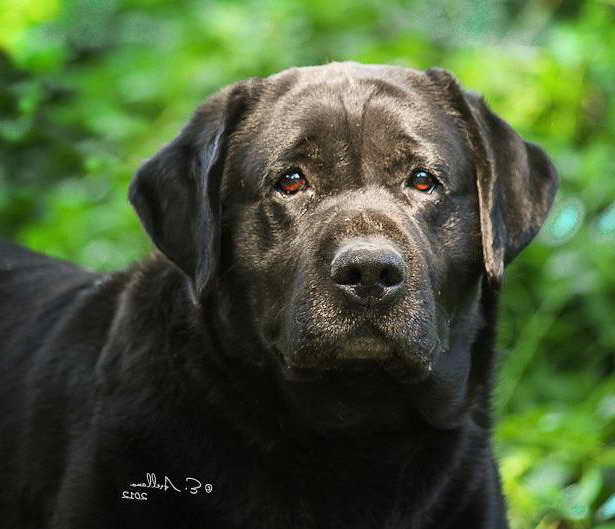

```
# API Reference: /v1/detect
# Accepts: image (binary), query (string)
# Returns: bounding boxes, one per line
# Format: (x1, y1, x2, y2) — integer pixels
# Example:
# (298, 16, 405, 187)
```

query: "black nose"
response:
(330, 238, 405, 305)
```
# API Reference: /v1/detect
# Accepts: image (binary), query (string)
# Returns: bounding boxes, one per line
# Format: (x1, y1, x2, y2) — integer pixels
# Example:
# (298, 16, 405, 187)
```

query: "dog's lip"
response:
(273, 325, 438, 383)
(278, 356, 430, 385)
(276, 330, 394, 374)
(276, 346, 434, 385)
(336, 335, 393, 360)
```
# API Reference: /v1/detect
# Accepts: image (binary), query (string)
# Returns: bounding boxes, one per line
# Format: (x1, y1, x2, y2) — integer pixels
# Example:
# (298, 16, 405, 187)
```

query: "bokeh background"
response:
(1, 0, 614, 527)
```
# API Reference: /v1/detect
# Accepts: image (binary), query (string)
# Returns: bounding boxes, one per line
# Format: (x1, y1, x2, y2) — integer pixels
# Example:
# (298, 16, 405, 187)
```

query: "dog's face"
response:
(227, 67, 481, 374)
(130, 63, 557, 432)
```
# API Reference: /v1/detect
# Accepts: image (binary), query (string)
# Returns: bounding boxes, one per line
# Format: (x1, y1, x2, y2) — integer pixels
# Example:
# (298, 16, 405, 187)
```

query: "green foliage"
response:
(1, 1, 613, 527)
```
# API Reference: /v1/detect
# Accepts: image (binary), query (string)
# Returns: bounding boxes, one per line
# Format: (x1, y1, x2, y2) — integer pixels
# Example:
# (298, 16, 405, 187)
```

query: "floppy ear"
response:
(129, 80, 259, 296)
(425, 68, 558, 286)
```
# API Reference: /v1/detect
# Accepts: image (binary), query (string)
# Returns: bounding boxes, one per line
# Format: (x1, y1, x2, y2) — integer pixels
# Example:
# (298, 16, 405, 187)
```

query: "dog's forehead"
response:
(257, 63, 470, 175)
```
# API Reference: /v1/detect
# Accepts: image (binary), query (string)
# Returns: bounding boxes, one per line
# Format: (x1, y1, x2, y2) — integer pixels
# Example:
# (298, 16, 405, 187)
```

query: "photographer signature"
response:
(121, 472, 213, 501)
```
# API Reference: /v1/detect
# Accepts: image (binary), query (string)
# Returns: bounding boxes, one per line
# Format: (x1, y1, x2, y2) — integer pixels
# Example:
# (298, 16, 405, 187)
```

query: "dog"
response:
(0, 62, 557, 529)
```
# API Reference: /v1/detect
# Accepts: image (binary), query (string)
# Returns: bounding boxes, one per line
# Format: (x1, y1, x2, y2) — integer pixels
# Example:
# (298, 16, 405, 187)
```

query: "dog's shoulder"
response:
(0, 239, 90, 276)
(0, 239, 43, 265)
(0, 240, 101, 347)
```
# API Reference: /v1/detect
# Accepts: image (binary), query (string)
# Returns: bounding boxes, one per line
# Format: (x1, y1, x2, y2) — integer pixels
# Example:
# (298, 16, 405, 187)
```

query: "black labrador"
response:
(0, 62, 557, 529)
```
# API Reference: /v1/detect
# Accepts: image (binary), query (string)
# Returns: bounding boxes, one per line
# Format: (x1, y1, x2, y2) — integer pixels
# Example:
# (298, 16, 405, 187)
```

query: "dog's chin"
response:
(271, 338, 436, 434)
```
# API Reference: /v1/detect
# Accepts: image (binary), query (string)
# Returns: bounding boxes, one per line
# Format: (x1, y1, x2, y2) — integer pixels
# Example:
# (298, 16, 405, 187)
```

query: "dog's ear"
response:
(425, 68, 558, 286)
(129, 80, 260, 296)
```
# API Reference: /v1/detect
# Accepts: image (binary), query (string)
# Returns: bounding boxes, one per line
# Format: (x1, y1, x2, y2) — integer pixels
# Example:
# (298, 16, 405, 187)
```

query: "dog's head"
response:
(130, 63, 557, 432)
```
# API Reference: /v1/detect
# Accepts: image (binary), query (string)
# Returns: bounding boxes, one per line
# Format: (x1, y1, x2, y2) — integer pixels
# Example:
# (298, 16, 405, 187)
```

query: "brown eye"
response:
(406, 170, 437, 193)
(275, 170, 308, 195)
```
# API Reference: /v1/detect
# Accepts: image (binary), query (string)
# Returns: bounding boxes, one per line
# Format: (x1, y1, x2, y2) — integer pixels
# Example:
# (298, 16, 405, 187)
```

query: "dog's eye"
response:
(406, 170, 437, 193)
(275, 171, 308, 196)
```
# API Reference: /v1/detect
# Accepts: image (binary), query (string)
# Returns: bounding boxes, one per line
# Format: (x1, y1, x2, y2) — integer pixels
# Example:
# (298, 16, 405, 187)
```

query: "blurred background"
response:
(0, 0, 613, 527)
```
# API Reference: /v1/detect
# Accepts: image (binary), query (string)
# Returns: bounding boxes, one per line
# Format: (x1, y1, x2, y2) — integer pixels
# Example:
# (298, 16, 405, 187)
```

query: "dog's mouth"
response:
(335, 335, 394, 360)
(274, 328, 436, 385)
(267, 320, 446, 432)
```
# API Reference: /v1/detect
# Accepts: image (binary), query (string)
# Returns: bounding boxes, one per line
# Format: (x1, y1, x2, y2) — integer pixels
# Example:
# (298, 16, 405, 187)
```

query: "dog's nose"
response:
(330, 239, 405, 305)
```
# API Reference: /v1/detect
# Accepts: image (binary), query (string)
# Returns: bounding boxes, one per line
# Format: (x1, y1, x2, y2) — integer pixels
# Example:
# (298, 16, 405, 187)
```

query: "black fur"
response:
(0, 62, 557, 529)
